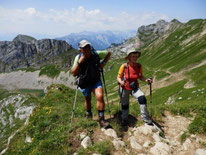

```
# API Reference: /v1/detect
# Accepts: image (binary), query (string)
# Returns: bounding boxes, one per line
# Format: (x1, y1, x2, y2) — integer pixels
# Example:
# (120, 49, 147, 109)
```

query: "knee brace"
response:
(138, 96, 147, 105)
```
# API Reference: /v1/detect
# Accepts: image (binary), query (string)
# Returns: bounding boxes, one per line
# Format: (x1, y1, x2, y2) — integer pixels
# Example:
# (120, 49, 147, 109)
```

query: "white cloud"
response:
(0, 6, 171, 38)
(25, 8, 36, 15)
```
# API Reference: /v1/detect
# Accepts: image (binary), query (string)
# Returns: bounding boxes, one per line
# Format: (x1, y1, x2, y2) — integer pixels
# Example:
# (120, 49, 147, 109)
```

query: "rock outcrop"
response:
(135, 19, 182, 49)
(0, 35, 76, 73)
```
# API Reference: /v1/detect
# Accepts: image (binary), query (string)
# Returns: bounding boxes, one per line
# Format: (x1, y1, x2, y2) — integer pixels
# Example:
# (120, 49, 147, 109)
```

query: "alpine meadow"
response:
(0, 19, 206, 155)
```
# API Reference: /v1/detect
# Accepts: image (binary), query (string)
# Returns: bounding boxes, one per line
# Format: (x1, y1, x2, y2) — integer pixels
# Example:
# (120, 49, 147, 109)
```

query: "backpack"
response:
(77, 50, 100, 89)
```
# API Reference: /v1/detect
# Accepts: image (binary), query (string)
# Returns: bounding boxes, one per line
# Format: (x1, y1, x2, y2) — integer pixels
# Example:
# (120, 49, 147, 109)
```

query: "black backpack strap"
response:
(122, 63, 127, 82)
(137, 63, 142, 77)
(127, 63, 130, 82)
(92, 50, 100, 62)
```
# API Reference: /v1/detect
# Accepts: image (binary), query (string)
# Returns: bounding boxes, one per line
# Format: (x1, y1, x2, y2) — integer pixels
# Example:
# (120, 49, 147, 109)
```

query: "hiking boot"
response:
(98, 116, 109, 128)
(86, 113, 93, 119)
(144, 119, 153, 126)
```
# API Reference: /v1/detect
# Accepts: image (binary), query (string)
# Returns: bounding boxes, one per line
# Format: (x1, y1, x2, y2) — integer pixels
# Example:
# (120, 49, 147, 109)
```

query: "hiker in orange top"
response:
(117, 48, 153, 126)
(71, 40, 111, 128)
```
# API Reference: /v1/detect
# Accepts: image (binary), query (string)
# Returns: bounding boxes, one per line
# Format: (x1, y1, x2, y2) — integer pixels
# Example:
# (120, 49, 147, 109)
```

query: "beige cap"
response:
(78, 40, 91, 48)
(125, 48, 141, 60)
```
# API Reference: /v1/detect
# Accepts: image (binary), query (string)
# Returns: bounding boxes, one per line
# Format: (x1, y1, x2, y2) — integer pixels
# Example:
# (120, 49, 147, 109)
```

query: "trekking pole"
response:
(69, 82, 79, 133)
(101, 69, 111, 118)
(119, 86, 122, 112)
(119, 85, 124, 112)
(149, 76, 153, 119)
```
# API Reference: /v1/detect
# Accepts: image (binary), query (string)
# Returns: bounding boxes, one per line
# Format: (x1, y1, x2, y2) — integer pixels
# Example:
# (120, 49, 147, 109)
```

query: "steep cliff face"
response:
(0, 35, 76, 73)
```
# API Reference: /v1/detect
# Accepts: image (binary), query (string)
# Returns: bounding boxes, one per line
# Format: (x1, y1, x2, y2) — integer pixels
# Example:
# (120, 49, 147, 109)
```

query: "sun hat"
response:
(125, 48, 141, 60)
(78, 40, 91, 49)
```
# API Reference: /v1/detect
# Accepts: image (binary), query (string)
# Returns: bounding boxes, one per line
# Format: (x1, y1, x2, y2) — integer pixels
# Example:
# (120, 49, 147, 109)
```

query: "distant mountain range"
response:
(0, 30, 136, 73)
(56, 30, 136, 50)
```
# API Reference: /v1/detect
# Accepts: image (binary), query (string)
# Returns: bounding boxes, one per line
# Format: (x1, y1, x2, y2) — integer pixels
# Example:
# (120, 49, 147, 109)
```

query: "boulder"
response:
(150, 142, 172, 155)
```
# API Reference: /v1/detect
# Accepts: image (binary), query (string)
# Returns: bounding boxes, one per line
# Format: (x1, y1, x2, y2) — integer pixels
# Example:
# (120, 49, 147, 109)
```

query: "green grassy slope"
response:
(5, 84, 114, 154)
(141, 19, 206, 73)
(103, 18, 206, 134)
(1, 19, 206, 154)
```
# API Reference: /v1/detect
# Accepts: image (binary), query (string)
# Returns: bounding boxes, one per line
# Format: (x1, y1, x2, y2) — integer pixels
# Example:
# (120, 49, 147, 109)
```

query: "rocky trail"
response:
(74, 111, 206, 155)
(79, 59, 206, 154)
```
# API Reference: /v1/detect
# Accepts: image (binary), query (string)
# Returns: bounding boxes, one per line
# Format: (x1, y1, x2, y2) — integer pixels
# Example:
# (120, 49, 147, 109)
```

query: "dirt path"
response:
(162, 111, 206, 155)
(141, 59, 206, 96)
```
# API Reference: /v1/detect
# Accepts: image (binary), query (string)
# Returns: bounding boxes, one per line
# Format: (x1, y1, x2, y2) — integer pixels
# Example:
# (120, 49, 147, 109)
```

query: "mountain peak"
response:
(170, 19, 181, 24)
(13, 34, 37, 44)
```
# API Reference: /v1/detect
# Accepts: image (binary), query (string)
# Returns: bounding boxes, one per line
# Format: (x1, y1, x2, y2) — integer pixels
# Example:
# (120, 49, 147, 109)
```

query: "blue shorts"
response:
(79, 80, 103, 96)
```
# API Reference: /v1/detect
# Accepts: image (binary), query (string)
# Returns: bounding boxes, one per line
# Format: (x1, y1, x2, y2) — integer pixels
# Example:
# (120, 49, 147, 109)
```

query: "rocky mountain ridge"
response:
(108, 19, 183, 57)
(0, 35, 76, 73)
(135, 19, 182, 48)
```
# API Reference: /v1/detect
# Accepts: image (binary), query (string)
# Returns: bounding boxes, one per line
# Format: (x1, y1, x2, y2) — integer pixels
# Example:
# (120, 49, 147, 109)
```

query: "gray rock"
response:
(152, 132, 162, 142)
(143, 140, 151, 148)
(150, 142, 172, 155)
(81, 136, 92, 148)
(25, 135, 32, 143)
(133, 124, 153, 136)
(80, 132, 87, 140)
(182, 138, 191, 150)
(195, 149, 206, 155)
(112, 139, 125, 150)
(102, 128, 118, 139)
(129, 136, 143, 150)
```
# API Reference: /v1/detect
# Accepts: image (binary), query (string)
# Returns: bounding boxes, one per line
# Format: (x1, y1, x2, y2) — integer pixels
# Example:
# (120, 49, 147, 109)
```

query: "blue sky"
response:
(0, 0, 206, 41)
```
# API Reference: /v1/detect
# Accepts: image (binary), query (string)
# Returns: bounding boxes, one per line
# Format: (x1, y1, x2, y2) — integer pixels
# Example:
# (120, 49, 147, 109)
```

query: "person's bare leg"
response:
(94, 87, 109, 128)
(94, 87, 104, 110)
